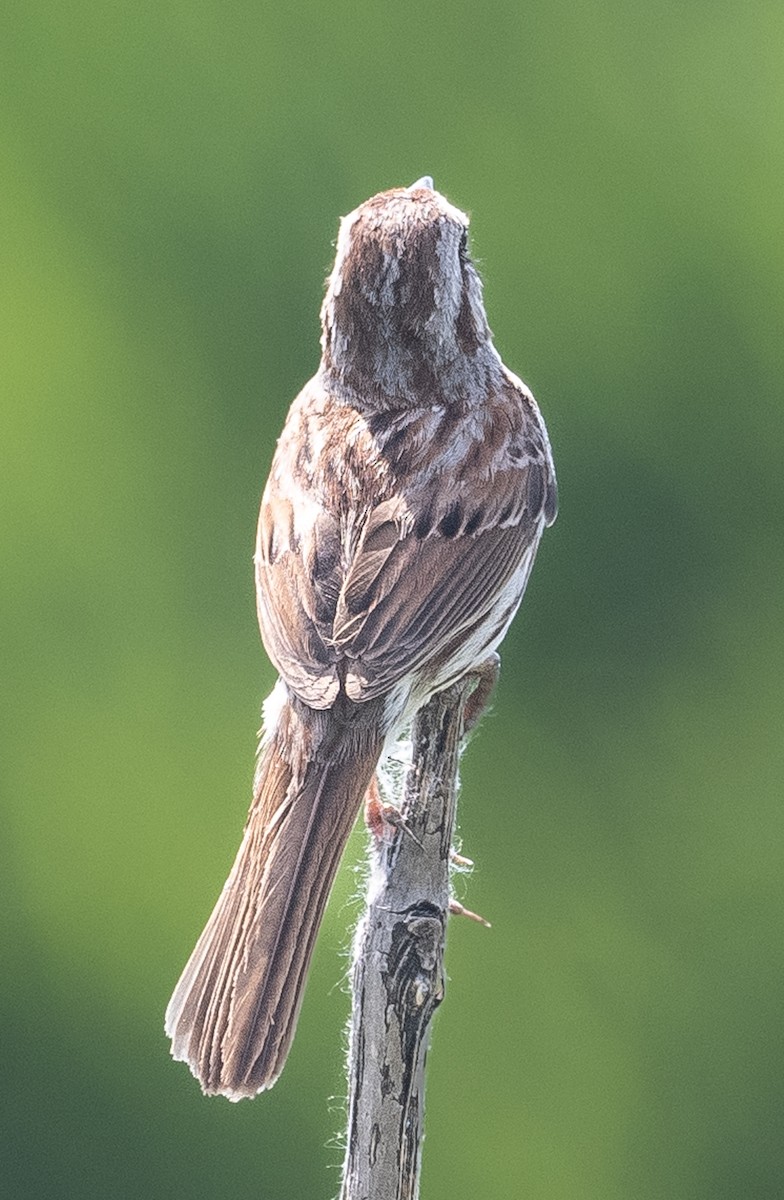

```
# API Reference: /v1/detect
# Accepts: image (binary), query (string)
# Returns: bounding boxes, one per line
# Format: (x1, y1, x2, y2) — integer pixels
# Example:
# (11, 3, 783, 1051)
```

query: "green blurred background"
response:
(3, 2, 783, 1197)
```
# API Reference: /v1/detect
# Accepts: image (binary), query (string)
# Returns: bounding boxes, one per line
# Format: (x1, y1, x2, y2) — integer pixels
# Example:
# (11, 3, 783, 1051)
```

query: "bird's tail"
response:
(165, 697, 383, 1099)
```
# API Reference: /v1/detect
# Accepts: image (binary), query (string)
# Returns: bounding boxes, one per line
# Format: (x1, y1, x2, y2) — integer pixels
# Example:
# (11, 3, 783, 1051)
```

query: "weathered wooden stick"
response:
(340, 677, 473, 1200)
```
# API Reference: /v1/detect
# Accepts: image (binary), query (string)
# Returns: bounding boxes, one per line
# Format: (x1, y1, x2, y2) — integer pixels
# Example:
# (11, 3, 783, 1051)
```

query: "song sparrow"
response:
(165, 177, 557, 1099)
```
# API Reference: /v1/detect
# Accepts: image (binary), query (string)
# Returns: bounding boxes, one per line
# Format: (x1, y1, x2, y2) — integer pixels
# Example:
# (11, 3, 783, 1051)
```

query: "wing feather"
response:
(254, 383, 557, 710)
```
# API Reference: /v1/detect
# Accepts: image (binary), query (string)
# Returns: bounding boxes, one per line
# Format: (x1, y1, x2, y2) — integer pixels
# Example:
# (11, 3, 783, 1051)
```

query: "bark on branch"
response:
(340, 677, 472, 1200)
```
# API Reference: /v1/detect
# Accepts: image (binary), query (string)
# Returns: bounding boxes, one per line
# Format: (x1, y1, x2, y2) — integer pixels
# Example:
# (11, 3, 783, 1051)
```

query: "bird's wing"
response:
(255, 384, 556, 708)
(333, 454, 554, 701)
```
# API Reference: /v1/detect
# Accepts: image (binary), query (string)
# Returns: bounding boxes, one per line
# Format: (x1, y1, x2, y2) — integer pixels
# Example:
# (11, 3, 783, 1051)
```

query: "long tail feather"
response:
(165, 699, 382, 1099)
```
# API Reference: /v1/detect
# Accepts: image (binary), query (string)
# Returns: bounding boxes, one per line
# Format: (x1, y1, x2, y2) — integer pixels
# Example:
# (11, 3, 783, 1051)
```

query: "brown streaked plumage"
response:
(165, 178, 557, 1099)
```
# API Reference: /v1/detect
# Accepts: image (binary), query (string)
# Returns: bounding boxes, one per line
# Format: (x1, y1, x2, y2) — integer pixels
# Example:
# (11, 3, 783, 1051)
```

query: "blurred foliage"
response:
(2, 2, 783, 1197)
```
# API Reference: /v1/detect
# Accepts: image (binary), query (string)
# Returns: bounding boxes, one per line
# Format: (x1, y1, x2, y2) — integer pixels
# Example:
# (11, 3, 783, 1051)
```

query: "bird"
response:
(165, 176, 557, 1100)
